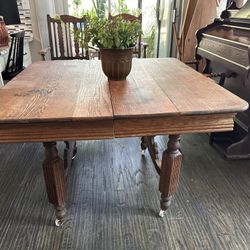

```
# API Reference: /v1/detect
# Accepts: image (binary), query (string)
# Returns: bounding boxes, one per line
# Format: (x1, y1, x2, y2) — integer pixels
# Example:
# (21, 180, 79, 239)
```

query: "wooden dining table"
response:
(0, 58, 248, 226)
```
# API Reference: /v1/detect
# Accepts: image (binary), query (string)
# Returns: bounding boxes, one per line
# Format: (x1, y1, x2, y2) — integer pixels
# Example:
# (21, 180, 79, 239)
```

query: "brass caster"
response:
(159, 210, 165, 218)
(72, 147, 77, 160)
(55, 219, 63, 227)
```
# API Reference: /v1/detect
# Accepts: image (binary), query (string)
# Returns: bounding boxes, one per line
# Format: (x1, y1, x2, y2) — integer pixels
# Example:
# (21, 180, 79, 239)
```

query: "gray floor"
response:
(0, 134, 249, 250)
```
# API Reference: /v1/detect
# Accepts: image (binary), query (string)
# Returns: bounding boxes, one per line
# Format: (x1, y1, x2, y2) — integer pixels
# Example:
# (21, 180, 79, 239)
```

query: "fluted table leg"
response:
(43, 142, 67, 226)
(159, 135, 182, 217)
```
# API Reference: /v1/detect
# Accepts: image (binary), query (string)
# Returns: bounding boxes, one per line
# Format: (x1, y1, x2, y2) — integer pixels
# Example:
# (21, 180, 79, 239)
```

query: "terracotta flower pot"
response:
(100, 47, 133, 81)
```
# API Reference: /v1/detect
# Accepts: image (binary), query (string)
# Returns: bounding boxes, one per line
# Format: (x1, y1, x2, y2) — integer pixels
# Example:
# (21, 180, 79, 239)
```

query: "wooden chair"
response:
(2, 31, 25, 81)
(39, 15, 94, 169)
(40, 15, 91, 61)
(108, 13, 148, 58)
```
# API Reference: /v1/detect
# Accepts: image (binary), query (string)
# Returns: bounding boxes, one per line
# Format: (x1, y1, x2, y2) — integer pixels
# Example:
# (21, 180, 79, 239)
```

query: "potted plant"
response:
(85, 12, 142, 80)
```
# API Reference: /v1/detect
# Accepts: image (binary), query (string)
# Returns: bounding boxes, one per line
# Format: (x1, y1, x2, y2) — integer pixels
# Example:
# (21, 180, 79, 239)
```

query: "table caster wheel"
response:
(55, 219, 63, 227)
(159, 210, 165, 218)
(141, 149, 146, 155)
(72, 147, 77, 160)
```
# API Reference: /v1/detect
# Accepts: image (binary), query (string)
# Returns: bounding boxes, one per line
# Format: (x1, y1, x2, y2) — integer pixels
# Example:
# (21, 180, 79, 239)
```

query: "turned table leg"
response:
(43, 142, 67, 226)
(159, 135, 182, 217)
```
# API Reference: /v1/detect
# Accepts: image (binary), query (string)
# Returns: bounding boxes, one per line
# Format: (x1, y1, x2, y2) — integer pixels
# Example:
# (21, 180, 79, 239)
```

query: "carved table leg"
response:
(159, 135, 182, 217)
(43, 142, 67, 226)
(64, 141, 77, 170)
(141, 137, 148, 155)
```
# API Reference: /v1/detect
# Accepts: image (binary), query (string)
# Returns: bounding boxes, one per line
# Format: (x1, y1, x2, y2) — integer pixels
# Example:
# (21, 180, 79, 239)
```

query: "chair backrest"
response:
(108, 13, 142, 58)
(47, 14, 89, 60)
(4, 31, 25, 76)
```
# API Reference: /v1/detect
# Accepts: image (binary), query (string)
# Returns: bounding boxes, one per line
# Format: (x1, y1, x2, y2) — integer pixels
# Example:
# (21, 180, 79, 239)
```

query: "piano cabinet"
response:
(208, 62, 250, 159)
(196, 0, 250, 159)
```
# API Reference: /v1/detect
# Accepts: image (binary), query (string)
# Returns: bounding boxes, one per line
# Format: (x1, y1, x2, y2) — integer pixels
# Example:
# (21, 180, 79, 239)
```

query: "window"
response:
(68, 0, 173, 57)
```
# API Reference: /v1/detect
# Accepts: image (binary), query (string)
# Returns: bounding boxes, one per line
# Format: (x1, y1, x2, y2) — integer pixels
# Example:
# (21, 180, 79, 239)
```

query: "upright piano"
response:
(196, 1, 250, 159)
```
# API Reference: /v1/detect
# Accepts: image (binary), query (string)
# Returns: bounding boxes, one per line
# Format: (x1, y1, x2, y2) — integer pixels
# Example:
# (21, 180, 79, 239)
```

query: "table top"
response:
(0, 58, 248, 122)
(110, 58, 248, 118)
(0, 60, 113, 123)
(0, 58, 248, 142)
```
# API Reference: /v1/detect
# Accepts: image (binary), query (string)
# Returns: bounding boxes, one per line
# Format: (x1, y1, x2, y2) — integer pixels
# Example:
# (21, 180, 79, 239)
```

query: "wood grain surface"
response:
(0, 135, 249, 250)
(0, 60, 114, 141)
(109, 58, 248, 118)
(0, 59, 248, 143)
(181, 0, 217, 63)
(0, 60, 113, 122)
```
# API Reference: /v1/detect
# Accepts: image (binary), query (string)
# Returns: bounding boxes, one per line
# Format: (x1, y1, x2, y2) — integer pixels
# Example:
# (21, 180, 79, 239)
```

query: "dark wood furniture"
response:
(2, 31, 25, 81)
(196, 0, 250, 159)
(0, 59, 247, 225)
(108, 13, 148, 58)
(40, 15, 90, 61)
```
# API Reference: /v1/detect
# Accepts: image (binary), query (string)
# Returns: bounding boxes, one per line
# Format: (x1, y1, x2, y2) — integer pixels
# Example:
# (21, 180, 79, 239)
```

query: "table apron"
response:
(0, 119, 114, 143)
(0, 113, 236, 143)
(113, 113, 235, 138)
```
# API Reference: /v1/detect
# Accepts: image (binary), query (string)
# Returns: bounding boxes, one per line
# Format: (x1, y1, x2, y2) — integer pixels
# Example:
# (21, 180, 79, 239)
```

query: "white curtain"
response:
(54, 0, 69, 14)
(32, 0, 68, 49)
(157, 0, 173, 57)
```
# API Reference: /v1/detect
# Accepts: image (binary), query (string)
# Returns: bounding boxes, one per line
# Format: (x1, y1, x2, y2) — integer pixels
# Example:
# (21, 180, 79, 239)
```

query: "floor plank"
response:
(0, 134, 249, 250)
